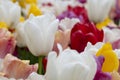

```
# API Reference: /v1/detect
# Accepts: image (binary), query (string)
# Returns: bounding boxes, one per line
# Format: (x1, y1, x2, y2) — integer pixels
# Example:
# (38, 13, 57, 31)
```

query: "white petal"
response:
(16, 23, 26, 47)
(27, 72, 45, 80)
(86, 0, 115, 22)
(24, 20, 43, 56)
(45, 52, 58, 80)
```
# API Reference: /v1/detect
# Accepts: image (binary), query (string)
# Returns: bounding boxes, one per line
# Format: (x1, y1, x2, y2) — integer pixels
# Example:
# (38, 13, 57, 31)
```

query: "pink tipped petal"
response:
(3, 54, 38, 79)
(53, 30, 70, 52)
(0, 29, 16, 58)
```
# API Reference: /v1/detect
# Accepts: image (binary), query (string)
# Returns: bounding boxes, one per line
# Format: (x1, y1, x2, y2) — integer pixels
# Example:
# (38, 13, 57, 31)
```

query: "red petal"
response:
(72, 23, 89, 34)
(85, 33, 97, 44)
(71, 30, 87, 52)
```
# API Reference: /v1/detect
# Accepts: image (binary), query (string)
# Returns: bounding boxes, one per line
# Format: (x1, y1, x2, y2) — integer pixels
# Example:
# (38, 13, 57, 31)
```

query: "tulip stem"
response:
(38, 56, 44, 74)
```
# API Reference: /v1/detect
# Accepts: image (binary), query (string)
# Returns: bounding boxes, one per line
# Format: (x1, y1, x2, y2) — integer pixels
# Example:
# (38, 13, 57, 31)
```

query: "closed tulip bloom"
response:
(45, 49, 97, 80)
(15, 22, 26, 47)
(24, 14, 59, 56)
(86, 0, 115, 23)
(0, 0, 21, 28)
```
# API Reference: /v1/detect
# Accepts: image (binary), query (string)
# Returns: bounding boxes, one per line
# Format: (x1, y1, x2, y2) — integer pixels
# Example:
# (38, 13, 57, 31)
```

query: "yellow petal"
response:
(19, 16, 25, 22)
(26, 0, 37, 4)
(18, 0, 26, 8)
(0, 22, 8, 29)
(96, 17, 112, 30)
(96, 43, 119, 72)
(12, 0, 16, 3)
(28, 4, 42, 17)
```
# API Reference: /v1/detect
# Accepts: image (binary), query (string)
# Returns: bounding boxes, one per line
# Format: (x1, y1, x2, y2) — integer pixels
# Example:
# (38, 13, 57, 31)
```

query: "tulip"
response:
(2, 54, 38, 79)
(28, 3, 42, 17)
(84, 42, 104, 55)
(57, 6, 89, 23)
(27, 72, 45, 80)
(103, 27, 120, 49)
(24, 14, 59, 56)
(45, 49, 97, 80)
(96, 43, 119, 72)
(0, 28, 16, 58)
(0, 0, 21, 28)
(85, 42, 120, 59)
(70, 22, 104, 53)
(23, 14, 59, 74)
(86, 0, 115, 23)
(52, 1, 80, 15)
(15, 22, 26, 47)
(59, 18, 80, 31)
(53, 30, 70, 52)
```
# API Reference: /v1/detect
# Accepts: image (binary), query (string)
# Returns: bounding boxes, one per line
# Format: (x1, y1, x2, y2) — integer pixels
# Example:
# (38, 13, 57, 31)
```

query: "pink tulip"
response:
(3, 54, 38, 79)
(0, 29, 16, 58)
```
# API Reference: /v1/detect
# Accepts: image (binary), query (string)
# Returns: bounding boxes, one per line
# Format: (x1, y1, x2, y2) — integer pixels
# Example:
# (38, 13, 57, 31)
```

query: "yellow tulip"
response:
(26, 0, 37, 4)
(96, 17, 112, 30)
(19, 16, 25, 22)
(16, 0, 37, 8)
(96, 43, 119, 72)
(28, 4, 42, 17)
(0, 22, 8, 29)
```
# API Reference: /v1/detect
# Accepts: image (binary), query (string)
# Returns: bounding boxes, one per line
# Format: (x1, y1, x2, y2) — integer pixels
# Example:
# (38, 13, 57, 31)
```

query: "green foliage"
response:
(17, 47, 38, 64)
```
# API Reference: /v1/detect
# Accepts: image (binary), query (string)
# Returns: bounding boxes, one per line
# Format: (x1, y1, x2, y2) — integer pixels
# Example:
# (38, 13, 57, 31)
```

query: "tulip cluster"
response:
(0, 0, 120, 80)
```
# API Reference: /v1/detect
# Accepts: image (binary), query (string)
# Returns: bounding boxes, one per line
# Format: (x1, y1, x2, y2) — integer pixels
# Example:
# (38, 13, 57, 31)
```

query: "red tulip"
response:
(70, 22, 104, 52)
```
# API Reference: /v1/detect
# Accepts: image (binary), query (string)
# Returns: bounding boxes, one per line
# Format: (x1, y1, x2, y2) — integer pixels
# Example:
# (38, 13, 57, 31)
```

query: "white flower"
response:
(0, 77, 15, 80)
(86, 0, 115, 22)
(15, 23, 26, 47)
(59, 18, 80, 31)
(45, 49, 97, 80)
(52, 1, 80, 15)
(84, 42, 104, 55)
(38, 0, 80, 15)
(27, 72, 45, 80)
(103, 27, 120, 43)
(0, 0, 21, 28)
(24, 14, 59, 56)
(84, 42, 120, 59)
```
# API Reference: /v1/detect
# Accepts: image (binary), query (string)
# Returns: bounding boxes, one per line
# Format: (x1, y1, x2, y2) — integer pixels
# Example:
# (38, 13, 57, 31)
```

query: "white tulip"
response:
(38, 0, 80, 15)
(86, 0, 115, 23)
(27, 72, 45, 80)
(45, 49, 97, 80)
(0, 0, 21, 28)
(84, 42, 104, 55)
(103, 27, 120, 43)
(24, 14, 59, 56)
(59, 18, 80, 31)
(84, 42, 120, 59)
(15, 23, 26, 47)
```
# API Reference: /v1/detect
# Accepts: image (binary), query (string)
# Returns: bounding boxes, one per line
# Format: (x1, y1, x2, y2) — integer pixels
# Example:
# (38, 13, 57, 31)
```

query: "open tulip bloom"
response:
(0, 0, 120, 80)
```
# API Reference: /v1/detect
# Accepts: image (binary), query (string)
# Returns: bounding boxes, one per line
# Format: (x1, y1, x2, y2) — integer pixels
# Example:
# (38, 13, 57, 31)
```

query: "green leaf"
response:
(17, 47, 38, 64)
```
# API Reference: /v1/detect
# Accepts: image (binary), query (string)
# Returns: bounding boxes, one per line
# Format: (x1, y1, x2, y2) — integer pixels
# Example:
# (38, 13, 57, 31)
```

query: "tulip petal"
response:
(71, 30, 87, 52)
(45, 52, 57, 80)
